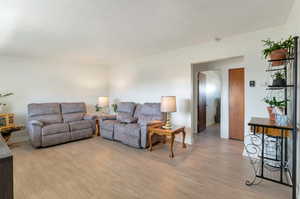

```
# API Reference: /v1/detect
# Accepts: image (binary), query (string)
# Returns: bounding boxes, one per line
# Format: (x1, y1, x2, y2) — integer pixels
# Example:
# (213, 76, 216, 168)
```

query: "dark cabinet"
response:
(0, 135, 13, 199)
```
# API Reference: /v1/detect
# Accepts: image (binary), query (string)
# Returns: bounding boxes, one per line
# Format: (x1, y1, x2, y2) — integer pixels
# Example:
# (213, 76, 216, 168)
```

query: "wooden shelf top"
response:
(248, 117, 293, 130)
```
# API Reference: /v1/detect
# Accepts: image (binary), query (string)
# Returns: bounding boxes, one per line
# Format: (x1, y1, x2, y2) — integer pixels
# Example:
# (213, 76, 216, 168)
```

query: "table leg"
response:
(162, 135, 167, 144)
(96, 120, 100, 136)
(261, 127, 265, 178)
(182, 129, 187, 148)
(4, 134, 11, 143)
(169, 134, 175, 158)
(149, 132, 153, 152)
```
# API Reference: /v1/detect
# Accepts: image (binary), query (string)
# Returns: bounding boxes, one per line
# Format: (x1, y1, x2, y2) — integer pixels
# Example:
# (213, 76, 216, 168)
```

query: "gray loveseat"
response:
(100, 102, 165, 148)
(27, 102, 96, 148)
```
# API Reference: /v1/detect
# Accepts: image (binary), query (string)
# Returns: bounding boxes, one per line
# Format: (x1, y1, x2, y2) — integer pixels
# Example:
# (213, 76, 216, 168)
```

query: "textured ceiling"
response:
(0, 0, 294, 64)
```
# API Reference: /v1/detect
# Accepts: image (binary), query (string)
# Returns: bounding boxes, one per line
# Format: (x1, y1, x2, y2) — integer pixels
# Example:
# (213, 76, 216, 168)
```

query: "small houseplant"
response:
(95, 104, 101, 112)
(264, 97, 288, 121)
(271, 71, 286, 86)
(111, 104, 118, 113)
(262, 36, 294, 66)
(0, 92, 14, 113)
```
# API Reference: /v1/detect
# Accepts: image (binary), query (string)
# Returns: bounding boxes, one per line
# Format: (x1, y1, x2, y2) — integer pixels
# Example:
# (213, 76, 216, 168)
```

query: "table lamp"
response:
(161, 96, 177, 129)
(98, 97, 109, 113)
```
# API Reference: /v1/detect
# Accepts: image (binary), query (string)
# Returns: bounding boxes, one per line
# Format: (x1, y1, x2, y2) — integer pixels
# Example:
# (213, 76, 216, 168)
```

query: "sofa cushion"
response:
(117, 102, 136, 114)
(69, 120, 92, 131)
(115, 123, 141, 136)
(42, 132, 70, 147)
(101, 120, 120, 131)
(61, 103, 86, 114)
(133, 104, 142, 120)
(114, 123, 141, 145)
(63, 113, 85, 122)
(42, 123, 69, 136)
(28, 103, 62, 124)
(61, 103, 86, 122)
(140, 103, 161, 116)
(117, 112, 137, 123)
(70, 128, 93, 141)
(28, 103, 61, 117)
(101, 129, 114, 140)
(116, 102, 136, 123)
(138, 103, 164, 125)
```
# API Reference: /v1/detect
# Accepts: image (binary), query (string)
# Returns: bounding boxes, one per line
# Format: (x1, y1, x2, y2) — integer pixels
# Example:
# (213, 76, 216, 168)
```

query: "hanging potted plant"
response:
(271, 71, 286, 87)
(0, 92, 14, 113)
(262, 36, 294, 66)
(263, 97, 288, 121)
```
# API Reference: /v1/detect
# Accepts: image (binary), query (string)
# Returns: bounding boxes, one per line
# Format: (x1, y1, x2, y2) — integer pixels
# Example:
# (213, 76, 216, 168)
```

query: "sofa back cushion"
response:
(138, 103, 164, 125)
(133, 104, 143, 119)
(116, 102, 136, 123)
(61, 103, 86, 122)
(28, 103, 62, 125)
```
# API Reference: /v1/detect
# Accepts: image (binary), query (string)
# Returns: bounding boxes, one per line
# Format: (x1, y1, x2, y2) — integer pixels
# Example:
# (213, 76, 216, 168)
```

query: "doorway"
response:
(229, 68, 245, 141)
(197, 71, 222, 134)
(191, 56, 245, 142)
(197, 72, 206, 132)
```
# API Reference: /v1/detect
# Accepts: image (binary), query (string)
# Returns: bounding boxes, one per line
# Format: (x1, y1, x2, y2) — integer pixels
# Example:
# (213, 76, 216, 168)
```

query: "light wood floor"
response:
(11, 125, 291, 199)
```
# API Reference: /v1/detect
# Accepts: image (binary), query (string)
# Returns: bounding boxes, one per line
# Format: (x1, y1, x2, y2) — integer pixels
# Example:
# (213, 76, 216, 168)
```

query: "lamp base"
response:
(162, 113, 172, 129)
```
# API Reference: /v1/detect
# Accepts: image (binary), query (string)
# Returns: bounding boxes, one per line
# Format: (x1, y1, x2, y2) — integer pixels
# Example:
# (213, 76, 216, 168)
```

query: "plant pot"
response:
(272, 78, 286, 87)
(275, 107, 285, 115)
(270, 49, 288, 66)
(267, 107, 276, 121)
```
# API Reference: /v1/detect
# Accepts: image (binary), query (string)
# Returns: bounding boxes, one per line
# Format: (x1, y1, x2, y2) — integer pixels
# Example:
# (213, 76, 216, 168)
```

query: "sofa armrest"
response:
(146, 120, 164, 127)
(139, 120, 164, 148)
(84, 114, 97, 120)
(139, 120, 164, 127)
(28, 120, 44, 127)
(27, 120, 44, 148)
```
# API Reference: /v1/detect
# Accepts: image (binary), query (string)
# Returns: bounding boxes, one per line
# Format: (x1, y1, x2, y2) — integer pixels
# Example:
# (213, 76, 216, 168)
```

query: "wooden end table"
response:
(148, 125, 186, 158)
(0, 125, 24, 145)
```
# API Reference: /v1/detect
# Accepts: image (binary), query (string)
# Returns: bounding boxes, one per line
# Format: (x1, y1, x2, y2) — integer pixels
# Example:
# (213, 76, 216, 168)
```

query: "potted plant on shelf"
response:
(111, 104, 118, 113)
(263, 97, 288, 121)
(262, 36, 294, 66)
(0, 92, 14, 113)
(271, 71, 286, 87)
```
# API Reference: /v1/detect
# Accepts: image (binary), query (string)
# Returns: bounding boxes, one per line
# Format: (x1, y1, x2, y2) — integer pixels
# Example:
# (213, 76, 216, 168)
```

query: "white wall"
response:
(109, 25, 287, 144)
(0, 56, 109, 139)
(202, 71, 221, 127)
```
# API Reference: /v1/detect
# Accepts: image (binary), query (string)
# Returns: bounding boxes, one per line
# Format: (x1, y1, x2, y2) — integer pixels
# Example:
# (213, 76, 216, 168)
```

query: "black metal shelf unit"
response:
(265, 37, 299, 199)
(291, 36, 298, 199)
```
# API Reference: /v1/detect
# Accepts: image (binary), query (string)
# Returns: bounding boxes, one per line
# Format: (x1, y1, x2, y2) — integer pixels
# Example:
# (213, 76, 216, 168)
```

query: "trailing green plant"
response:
(262, 36, 294, 58)
(263, 97, 288, 108)
(0, 92, 13, 106)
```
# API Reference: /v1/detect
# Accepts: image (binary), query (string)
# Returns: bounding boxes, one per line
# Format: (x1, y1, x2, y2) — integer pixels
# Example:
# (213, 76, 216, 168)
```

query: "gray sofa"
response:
(100, 102, 165, 148)
(27, 102, 96, 148)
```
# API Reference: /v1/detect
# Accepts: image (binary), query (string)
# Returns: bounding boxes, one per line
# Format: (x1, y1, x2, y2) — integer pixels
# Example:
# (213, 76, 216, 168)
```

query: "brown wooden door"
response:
(229, 68, 245, 140)
(197, 72, 206, 132)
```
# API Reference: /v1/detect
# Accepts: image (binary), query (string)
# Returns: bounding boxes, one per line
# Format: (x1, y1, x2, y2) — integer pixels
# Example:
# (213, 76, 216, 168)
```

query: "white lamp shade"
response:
(161, 96, 177, 113)
(98, 97, 109, 107)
